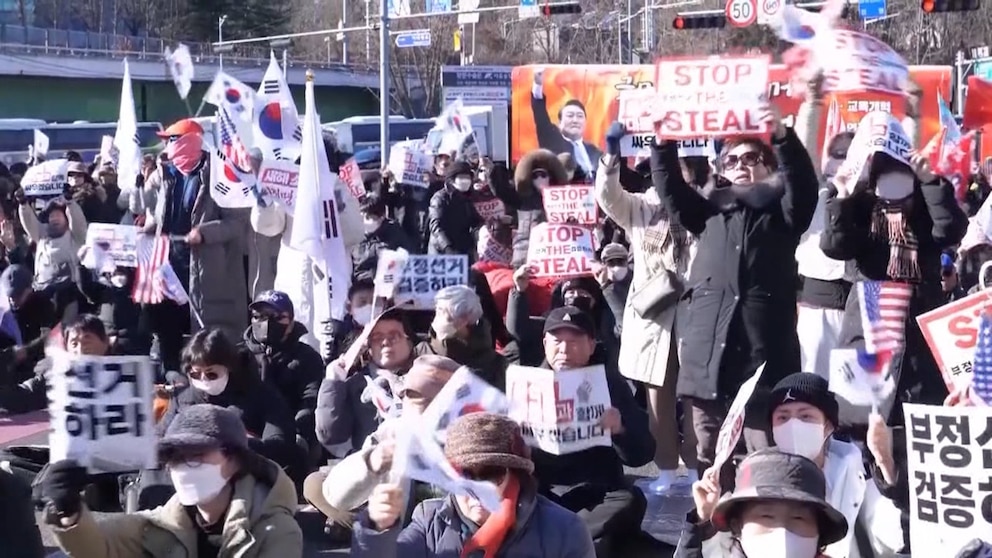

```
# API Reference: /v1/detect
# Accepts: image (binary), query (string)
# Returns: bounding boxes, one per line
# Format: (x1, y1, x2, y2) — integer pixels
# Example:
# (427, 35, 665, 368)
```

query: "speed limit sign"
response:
(725, 0, 757, 27)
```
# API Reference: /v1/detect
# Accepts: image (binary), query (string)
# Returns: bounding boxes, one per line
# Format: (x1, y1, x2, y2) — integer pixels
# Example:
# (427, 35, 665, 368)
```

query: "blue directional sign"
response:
(858, 0, 886, 20)
(519, 0, 538, 18)
(395, 29, 432, 48)
(428, 0, 452, 12)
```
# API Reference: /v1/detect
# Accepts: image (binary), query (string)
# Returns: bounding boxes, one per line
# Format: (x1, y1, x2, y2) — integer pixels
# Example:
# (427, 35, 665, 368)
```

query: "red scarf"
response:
(459, 475, 520, 558)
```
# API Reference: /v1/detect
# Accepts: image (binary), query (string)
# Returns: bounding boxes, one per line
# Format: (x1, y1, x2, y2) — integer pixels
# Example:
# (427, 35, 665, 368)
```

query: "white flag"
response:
(33, 129, 49, 157)
(437, 97, 475, 156)
(204, 71, 255, 123)
(253, 52, 302, 162)
(208, 150, 255, 209)
(113, 59, 142, 193)
(164, 44, 195, 100)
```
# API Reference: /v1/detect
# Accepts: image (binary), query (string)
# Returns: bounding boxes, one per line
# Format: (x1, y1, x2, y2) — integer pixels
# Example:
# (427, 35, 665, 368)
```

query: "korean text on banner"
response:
(85, 224, 139, 268)
(834, 111, 912, 194)
(916, 290, 989, 392)
(47, 353, 157, 473)
(542, 185, 598, 225)
(617, 89, 657, 157)
(387, 141, 433, 188)
(257, 159, 299, 212)
(21, 159, 68, 198)
(903, 404, 992, 557)
(506, 364, 613, 455)
(655, 57, 770, 139)
(713, 363, 765, 470)
(420, 366, 512, 444)
(394, 254, 469, 310)
(820, 30, 908, 95)
(526, 223, 596, 278)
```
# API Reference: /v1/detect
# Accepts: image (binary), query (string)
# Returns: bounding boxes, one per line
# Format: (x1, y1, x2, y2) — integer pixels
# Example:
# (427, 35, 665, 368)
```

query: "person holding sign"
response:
(352, 412, 596, 558)
(42, 404, 303, 557)
(820, 112, 968, 429)
(352, 195, 420, 277)
(652, 102, 819, 473)
(427, 161, 484, 261)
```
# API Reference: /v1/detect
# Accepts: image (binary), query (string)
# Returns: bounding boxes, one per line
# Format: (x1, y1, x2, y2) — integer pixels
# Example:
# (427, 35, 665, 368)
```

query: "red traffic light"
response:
(921, 0, 980, 11)
(543, 1, 582, 15)
(672, 13, 726, 29)
(673, 16, 686, 29)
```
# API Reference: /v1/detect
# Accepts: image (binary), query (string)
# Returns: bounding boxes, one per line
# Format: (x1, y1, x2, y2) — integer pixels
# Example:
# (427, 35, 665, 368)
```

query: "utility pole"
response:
(342, 0, 349, 64)
(218, 15, 228, 70)
(379, 0, 391, 162)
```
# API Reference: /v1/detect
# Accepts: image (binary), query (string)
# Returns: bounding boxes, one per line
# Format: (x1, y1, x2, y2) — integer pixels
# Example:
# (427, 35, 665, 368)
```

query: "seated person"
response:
(513, 305, 654, 557)
(351, 412, 596, 558)
(0, 462, 45, 557)
(41, 404, 302, 557)
(0, 264, 58, 384)
(316, 307, 418, 459)
(303, 354, 458, 542)
(677, 449, 848, 558)
(415, 285, 508, 391)
(243, 290, 324, 467)
(325, 274, 375, 363)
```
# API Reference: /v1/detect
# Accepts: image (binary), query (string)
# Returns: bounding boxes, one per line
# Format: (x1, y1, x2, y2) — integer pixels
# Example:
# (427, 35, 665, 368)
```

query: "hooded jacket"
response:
(509, 149, 569, 267)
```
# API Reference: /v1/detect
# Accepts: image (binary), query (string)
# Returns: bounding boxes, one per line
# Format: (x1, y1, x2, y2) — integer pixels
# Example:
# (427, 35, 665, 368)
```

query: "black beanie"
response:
(444, 161, 473, 182)
(768, 373, 839, 427)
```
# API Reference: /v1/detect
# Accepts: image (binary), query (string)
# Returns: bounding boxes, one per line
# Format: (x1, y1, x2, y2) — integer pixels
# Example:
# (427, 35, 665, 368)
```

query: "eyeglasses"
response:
(460, 466, 507, 484)
(531, 170, 549, 179)
(722, 152, 763, 169)
(188, 368, 221, 381)
(368, 332, 408, 346)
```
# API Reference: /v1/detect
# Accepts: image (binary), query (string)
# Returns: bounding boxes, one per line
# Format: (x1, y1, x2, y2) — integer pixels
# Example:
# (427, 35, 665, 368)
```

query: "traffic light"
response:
(672, 14, 727, 29)
(921, 0, 980, 11)
(543, 1, 582, 15)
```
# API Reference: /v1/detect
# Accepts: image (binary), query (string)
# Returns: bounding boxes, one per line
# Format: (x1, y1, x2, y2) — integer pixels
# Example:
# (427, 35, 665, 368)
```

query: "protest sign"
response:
(337, 157, 366, 200)
(420, 367, 512, 444)
(618, 89, 656, 157)
(21, 158, 68, 198)
(473, 196, 505, 222)
(85, 224, 139, 268)
(390, 254, 469, 310)
(387, 140, 433, 188)
(713, 363, 765, 470)
(917, 290, 990, 391)
(506, 364, 612, 455)
(903, 404, 992, 556)
(542, 185, 598, 225)
(478, 226, 512, 265)
(833, 111, 913, 194)
(526, 222, 596, 278)
(820, 30, 908, 95)
(828, 348, 896, 407)
(47, 353, 156, 473)
(257, 159, 299, 212)
(655, 57, 770, 139)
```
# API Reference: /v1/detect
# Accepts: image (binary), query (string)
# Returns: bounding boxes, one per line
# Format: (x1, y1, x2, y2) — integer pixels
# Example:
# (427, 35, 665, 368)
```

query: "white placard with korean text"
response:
(542, 185, 598, 225)
(833, 111, 912, 195)
(818, 30, 908, 95)
(526, 223, 596, 278)
(257, 159, 299, 212)
(618, 89, 656, 157)
(85, 224, 140, 268)
(916, 290, 989, 392)
(394, 254, 469, 310)
(655, 57, 770, 139)
(903, 404, 992, 558)
(21, 159, 68, 198)
(47, 353, 156, 473)
(387, 140, 433, 188)
(506, 364, 612, 455)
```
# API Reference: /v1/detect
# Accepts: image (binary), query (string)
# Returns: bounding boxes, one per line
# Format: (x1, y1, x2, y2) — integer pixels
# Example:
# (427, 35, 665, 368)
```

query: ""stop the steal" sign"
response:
(654, 56, 770, 139)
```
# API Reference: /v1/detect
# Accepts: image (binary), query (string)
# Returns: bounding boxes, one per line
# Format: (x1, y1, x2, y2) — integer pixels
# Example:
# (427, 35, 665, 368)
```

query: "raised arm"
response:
(595, 122, 643, 231)
(650, 140, 713, 235)
(771, 126, 819, 234)
(912, 154, 968, 247)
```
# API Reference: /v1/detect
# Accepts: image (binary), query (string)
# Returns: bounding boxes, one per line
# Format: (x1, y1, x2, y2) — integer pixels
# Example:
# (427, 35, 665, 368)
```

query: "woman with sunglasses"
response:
(353, 412, 596, 558)
(508, 148, 570, 269)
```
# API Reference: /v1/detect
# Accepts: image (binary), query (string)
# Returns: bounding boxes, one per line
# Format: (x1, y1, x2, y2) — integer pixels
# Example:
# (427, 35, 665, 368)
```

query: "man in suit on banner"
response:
(530, 69, 602, 178)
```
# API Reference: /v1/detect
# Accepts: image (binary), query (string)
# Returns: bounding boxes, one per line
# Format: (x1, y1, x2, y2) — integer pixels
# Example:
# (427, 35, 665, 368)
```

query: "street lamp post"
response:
(271, 38, 292, 78)
(218, 15, 228, 70)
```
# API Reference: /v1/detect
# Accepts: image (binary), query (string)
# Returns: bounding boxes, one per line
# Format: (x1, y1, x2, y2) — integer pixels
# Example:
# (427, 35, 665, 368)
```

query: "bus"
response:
(323, 117, 437, 154)
(0, 122, 165, 167)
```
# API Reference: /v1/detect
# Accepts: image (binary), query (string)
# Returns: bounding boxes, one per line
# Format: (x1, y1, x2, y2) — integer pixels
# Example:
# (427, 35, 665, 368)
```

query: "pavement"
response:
(4, 412, 688, 557)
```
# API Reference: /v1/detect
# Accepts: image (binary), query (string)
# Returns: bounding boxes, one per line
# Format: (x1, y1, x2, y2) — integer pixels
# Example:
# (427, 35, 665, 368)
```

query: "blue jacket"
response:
(351, 486, 596, 558)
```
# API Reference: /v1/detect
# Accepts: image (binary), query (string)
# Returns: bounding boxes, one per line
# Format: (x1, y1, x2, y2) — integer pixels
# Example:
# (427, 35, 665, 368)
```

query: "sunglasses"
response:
(67, 172, 86, 178)
(531, 170, 549, 179)
(368, 332, 407, 346)
(189, 368, 221, 381)
(722, 152, 763, 169)
(460, 465, 507, 484)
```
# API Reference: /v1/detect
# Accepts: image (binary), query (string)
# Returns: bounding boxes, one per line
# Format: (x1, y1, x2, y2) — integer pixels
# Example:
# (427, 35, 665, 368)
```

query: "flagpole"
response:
(184, 98, 195, 117)
(193, 97, 208, 118)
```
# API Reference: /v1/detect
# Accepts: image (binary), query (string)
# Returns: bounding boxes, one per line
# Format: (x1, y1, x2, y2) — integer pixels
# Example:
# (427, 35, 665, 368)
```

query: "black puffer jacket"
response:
(427, 183, 483, 258)
(351, 219, 420, 276)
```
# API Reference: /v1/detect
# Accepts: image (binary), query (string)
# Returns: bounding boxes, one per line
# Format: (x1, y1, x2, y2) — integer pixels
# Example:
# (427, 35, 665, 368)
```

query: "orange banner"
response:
(511, 64, 951, 163)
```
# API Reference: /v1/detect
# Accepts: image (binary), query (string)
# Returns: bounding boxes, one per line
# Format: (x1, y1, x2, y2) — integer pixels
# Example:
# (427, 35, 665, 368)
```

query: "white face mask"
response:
(110, 275, 127, 288)
(607, 266, 628, 282)
(169, 462, 230, 506)
(739, 527, 820, 558)
(352, 304, 373, 326)
(773, 418, 827, 461)
(453, 177, 473, 192)
(432, 317, 458, 340)
(533, 177, 550, 190)
(875, 171, 914, 201)
(190, 374, 229, 396)
(362, 218, 382, 235)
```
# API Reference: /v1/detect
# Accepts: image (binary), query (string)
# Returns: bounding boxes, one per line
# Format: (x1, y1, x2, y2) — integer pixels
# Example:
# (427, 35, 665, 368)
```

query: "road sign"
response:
(459, 0, 480, 24)
(428, 0, 452, 13)
(395, 29, 431, 48)
(976, 61, 992, 81)
(858, 0, 886, 19)
(725, 0, 757, 27)
(519, 0, 539, 19)
(756, 0, 782, 24)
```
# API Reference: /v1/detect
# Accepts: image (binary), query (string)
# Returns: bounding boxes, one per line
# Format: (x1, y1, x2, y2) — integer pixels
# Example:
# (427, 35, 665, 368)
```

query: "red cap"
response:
(156, 119, 204, 138)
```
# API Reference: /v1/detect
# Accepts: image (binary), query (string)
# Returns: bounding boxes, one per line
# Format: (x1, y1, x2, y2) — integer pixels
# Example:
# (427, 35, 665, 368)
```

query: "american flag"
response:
(132, 235, 170, 304)
(218, 105, 253, 174)
(972, 313, 992, 406)
(857, 280, 912, 355)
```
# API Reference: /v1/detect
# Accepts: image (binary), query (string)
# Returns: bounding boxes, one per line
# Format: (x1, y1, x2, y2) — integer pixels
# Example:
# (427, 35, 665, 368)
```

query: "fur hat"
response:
(157, 404, 248, 463)
(513, 149, 568, 196)
(444, 413, 534, 474)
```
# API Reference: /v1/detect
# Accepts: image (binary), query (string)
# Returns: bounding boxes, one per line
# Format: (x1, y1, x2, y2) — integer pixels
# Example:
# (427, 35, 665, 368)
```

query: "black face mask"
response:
(251, 318, 288, 346)
(568, 296, 594, 312)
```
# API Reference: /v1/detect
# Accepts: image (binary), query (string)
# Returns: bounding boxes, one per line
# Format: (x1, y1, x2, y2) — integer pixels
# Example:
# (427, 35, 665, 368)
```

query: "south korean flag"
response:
(208, 150, 256, 209)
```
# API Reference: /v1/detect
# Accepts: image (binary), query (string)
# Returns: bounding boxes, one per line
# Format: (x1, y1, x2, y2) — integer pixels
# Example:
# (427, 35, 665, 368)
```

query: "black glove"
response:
(604, 122, 626, 158)
(42, 460, 88, 517)
(12, 187, 26, 206)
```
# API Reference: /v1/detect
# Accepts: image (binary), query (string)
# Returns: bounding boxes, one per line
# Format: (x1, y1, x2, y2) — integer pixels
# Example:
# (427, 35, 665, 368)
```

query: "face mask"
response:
(190, 374, 229, 396)
(110, 275, 128, 288)
(432, 317, 458, 340)
(68, 176, 84, 187)
(568, 295, 594, 312)
(533, 177, 550, 190)
(362, 218, 382, 235)
(773, 418, 827, 460)
(739, 527, 820, 558)
(251, 318, 287, 346)
(352, 304, 373, 326)
(169, 463, 230, 506)
(608, 266, 628, 282)
(453, 177, 473, 192)
(875, 171, 914, 201)
(166, 134, 204, 175)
